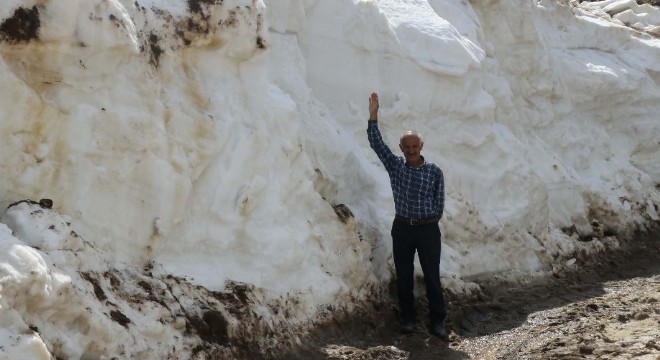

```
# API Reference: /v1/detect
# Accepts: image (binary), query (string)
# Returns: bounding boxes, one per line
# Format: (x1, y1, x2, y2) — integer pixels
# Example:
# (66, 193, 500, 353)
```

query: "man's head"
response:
(399, 131, 423, 165)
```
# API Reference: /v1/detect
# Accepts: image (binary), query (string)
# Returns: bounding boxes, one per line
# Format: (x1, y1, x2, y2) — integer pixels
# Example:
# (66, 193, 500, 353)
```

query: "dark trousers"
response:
(391, 220, 446, 325)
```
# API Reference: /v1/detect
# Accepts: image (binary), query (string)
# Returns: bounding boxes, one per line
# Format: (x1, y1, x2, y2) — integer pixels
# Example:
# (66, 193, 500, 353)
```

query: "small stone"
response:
(634, 312, 649, 320)
(39, 198, 53, 209)
(587, 303, 599, 311)
(579, 345, 595, 354)
(617, 314, 629, 322)
(646, 341, 660, 351)
(602, 335, 615, 343)
(566, 258, 577, 266)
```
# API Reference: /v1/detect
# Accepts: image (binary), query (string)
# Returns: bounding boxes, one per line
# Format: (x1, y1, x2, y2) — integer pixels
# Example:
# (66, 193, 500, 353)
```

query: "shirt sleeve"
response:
(367, 120, 398, 173)
(436, 167, 445, 218)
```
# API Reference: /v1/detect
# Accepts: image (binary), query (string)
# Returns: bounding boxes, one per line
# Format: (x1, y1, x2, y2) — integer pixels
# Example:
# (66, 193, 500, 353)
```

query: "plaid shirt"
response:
(367, 120, 444, 220)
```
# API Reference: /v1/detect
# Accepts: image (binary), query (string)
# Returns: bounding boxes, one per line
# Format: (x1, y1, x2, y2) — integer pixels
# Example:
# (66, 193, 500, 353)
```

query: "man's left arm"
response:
(436, 167, 445, 219)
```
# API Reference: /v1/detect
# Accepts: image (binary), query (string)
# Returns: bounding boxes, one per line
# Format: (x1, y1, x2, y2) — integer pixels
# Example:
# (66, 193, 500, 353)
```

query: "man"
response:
(366, 92, 447, 339)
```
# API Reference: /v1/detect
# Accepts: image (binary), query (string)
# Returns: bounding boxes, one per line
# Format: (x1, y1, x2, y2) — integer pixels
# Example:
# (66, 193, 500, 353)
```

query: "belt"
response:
(394, 214, 440, 225)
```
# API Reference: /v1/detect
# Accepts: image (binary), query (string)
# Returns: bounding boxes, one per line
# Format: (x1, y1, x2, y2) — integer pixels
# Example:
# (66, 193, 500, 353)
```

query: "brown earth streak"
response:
(278, 226, 660, 360)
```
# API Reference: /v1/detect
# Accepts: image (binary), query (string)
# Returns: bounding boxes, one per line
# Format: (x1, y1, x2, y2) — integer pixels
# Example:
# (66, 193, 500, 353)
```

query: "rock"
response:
(39, 198, 53, 209)
(646, 341, 660, 351)
(566, 258, 577, 266)
(602, 335, 616, 343)
(579, 345, 595, 354)
(633, 312, 649, 320)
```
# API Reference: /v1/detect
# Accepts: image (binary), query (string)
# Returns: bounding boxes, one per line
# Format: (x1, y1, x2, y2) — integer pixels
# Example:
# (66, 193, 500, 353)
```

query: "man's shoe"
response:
(430, 322, 448, 340)
(400, 319, 415, 334)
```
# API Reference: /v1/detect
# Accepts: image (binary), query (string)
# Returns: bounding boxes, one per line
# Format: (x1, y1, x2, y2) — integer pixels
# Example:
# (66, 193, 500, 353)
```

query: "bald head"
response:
(400, 130, 423, 144)
(399, 130, 424, 167)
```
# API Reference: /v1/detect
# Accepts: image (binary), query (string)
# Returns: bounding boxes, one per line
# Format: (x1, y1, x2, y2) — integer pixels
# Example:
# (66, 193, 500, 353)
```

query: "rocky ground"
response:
(282, 227, 660, 360)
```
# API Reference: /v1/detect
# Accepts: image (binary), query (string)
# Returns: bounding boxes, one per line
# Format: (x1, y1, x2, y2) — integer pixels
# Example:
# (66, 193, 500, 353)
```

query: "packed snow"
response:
(0, 0, 658, 358)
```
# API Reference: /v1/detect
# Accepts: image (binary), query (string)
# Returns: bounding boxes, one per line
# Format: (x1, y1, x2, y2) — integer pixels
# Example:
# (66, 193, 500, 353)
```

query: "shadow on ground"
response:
(282, 303, 471, 359)
(451, 226, 660, 342)
(280, 226, 659, 359)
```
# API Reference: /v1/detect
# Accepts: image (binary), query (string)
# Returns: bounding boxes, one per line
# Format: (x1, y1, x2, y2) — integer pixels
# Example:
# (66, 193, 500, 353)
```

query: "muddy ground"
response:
(282, 227, 660, 360)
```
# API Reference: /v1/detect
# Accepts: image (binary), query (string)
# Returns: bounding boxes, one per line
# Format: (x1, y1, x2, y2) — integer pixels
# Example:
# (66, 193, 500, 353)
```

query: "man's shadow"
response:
(284, 296, 471, 359)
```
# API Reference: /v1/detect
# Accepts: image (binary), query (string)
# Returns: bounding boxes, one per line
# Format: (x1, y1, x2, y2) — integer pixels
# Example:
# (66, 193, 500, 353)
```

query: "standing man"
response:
(366, 92, 447, 339)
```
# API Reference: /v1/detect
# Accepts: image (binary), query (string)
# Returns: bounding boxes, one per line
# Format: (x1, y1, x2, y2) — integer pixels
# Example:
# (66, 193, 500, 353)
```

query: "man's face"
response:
(399, 135, 423, 164)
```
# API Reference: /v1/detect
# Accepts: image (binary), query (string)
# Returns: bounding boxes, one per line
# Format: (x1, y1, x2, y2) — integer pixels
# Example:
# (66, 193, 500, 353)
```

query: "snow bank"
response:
(0, 0, 658, 357)
(0, 201, 334, 358)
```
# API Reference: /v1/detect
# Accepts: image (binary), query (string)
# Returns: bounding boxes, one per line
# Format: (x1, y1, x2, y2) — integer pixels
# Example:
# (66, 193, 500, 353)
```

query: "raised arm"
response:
(369, 92, 379, 121)
(366, 92, 398, 172)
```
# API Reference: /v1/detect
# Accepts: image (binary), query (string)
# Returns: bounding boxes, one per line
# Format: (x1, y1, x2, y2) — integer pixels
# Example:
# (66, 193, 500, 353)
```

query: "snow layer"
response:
(0, 0, 658, 358)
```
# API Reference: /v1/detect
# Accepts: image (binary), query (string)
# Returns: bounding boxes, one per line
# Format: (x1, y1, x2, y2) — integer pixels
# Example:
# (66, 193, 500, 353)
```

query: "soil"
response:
(282, 227, 660, 360)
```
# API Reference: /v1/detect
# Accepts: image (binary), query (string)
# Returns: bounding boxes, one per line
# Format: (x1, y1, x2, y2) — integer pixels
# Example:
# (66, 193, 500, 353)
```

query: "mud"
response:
(148, 32, 163, 67)
(0, 6, 40, 43)
(282, 227, 660, 360)
(188, 0, 219, 14)
(109, 309, 131, 328)
(143, 0, 266, 68)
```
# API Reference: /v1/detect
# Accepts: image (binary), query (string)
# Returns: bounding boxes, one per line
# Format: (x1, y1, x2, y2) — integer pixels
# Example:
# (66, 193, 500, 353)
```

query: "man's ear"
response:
(420, 142, 424, 150)
(399, 144, 404, 152)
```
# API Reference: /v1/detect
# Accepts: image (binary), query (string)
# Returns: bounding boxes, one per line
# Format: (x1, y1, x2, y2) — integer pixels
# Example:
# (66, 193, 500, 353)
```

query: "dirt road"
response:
(285, 228, 660, 360)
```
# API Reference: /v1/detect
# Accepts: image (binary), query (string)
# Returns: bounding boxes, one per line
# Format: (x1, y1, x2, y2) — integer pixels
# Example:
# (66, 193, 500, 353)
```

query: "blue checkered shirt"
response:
(367, 120, 444, 220)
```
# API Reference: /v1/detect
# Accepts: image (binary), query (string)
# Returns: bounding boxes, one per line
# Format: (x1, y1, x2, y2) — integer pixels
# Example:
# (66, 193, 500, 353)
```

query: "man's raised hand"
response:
(369, 92, 379, 121)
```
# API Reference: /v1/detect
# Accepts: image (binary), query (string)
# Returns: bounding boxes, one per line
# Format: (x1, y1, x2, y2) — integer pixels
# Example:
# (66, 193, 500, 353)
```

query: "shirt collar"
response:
(405, 155, 425, 169)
